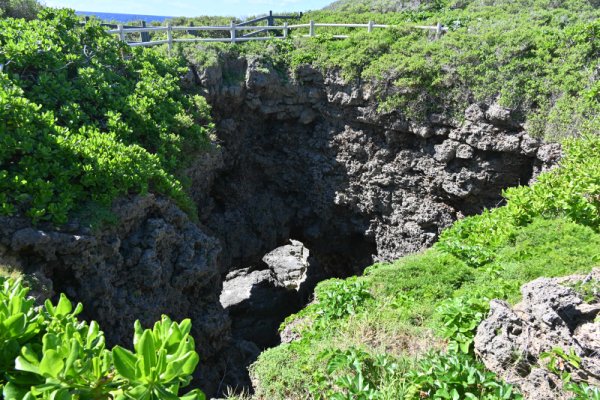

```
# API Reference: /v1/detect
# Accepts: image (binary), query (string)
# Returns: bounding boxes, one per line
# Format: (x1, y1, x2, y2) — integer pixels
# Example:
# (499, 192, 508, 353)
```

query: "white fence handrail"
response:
(108, 20, 447, 50)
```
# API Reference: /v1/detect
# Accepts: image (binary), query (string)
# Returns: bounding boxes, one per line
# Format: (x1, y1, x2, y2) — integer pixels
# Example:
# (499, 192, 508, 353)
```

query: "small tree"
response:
(0, 0, 43, 20)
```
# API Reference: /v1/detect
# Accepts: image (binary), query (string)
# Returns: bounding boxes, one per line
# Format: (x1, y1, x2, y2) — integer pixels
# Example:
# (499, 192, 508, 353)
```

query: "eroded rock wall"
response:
(189, 56, 560, 277)
(0, 195, 231, 393)
(475, 270, 600, 399)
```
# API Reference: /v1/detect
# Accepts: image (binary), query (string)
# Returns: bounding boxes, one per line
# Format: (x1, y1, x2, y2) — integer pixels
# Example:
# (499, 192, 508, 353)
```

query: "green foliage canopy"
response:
(0, 0, 42, 20)
(0, 9, 212, 225)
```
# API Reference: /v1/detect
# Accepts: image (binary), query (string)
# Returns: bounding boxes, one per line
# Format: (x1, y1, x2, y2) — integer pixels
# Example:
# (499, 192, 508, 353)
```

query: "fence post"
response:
(436, 22, 443, 39)
(309, 20, 315, 37)
(368, 20, 374, 33)
(189, 21, 198, 36)
(230, 20, 236, 43)
(118, 24, 125, 42)
(267, 10, 274, 27)
(283, 22, 289, 39)
(141, 21, 150, 43)
(167, 23, 173, 55)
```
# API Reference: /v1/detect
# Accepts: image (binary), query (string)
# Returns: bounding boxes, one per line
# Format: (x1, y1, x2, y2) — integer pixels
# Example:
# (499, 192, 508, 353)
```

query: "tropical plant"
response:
(406, 352, 522, 399)
(0, 277, 205, 400)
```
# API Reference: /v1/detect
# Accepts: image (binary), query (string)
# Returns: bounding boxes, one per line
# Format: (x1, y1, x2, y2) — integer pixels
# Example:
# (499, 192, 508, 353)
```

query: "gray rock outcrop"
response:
(220, 240, 320, 347)
(475, 270, 600, 399)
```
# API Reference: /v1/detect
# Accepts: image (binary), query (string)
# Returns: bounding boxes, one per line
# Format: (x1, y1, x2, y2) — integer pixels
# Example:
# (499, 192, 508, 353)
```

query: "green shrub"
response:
(0, 277, 205, 399)
(315, 347, 409, 400)
(566, 382, 600, 400)
(436, 295, 489, 354)
(315, 278, 373, 320)
(406, 352, 522, 399)
(0, 9, 212, 225)
(250, 342, 318, 400)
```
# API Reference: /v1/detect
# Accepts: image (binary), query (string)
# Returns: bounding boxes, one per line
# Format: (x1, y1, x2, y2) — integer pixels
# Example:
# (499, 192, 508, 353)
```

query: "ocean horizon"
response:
(75, 11, 171, 23)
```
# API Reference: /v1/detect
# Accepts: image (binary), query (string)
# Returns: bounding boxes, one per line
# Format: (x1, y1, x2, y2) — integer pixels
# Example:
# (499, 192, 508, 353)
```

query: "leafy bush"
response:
(566, 382, 600, 400)
(406, 352, 522, 399)
(315, 347, 408, 400)
(0, 9, 212, 225)
(436, 295, 489, 354)
(314, 278, 373, 320)
(0, 277, 205, 399)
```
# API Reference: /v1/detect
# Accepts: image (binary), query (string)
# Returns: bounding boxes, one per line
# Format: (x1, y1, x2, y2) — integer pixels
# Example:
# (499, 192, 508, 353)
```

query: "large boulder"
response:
(475, 270, 600, 399)
(220, 240, 320, 348)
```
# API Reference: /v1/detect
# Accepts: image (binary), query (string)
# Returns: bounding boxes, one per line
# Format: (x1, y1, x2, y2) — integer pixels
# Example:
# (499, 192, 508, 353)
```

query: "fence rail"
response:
(107, 20, 448, 51)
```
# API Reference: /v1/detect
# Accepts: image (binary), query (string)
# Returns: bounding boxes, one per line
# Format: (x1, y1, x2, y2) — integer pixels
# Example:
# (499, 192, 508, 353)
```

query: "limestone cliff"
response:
(0, 55, 561, 396)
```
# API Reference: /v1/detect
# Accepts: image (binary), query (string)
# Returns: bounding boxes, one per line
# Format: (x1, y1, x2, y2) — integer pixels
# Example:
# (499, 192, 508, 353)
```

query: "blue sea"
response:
(75, 11, 171, 23)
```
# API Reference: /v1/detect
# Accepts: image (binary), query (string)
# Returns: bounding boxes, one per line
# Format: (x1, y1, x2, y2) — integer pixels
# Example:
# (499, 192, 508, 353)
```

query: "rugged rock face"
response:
(0, 195, 231, 393)
(189, 55, 561, 279)
(0, 55, 563, 397)
(475, 270, 600, 399)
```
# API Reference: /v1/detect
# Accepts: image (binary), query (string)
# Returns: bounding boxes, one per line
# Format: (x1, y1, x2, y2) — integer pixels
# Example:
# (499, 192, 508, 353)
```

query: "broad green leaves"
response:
(315, 278, 373, 320)
(408, 352, 521, 400)
(436, 296, 490, 354)
(0, 277, 205, 400)
(113, 317, 203, 400)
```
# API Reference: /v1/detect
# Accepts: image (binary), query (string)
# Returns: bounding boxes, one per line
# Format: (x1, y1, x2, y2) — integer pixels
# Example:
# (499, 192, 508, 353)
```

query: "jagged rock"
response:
(262, 240, 311, 291)
(520, 135, 541, 156)
(537, 143, 563, 166)
(465, 103, 486, 122)
(220, 240, 320, 348)
(475, 270, 600, 400)
(197, 60, 558, 273)
(456, 144, 475, 159)
(0, 195, 230, 395)
(486, 103, 520, 129)
(220, 268, 291, 347)
(434, 140, 460, 162)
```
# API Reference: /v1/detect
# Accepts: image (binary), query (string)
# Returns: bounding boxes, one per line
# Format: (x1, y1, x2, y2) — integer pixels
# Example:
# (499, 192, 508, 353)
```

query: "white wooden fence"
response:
(107, 20, 447, 51)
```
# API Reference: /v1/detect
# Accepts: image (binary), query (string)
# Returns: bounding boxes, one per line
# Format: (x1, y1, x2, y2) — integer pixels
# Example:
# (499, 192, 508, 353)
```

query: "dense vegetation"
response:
(247, 135, 600, 399)
(0, 9, 212, 225)
(0, 0, 42, 20)
(325, 0, 440, 12)
(181, 0, 600, 140)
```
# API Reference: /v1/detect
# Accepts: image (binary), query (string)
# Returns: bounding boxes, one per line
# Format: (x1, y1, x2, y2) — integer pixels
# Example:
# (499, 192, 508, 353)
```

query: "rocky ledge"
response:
(191, 55, 562, 279)
(0, 195, 231, 393)
(475, 269, 600, 399)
